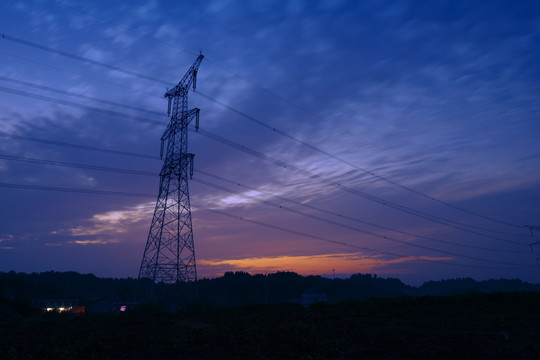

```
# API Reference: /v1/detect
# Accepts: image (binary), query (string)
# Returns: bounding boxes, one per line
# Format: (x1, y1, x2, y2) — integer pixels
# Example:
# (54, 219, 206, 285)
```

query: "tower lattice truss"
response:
(139, 55, 203, 283)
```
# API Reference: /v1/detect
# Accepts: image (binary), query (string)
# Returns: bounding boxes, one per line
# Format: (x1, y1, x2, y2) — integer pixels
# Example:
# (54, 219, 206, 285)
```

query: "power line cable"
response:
(3, 27, 532, 272)
(0, 75, 162, 116)
(0, 85, 162, 126)
(207, 209, 532, 270)
(197, 169, 530, 251)
(197, 168, 529, 241)
(1, 33, 172, 86)
(0, 71, 527, 241)
(0, 131, 159, 160)
(0, 155, 532, 267)
(2, 33, 527, 231)
(1, 136, 534, 265)
(0, 76, 528, 242)
(0, 182, 154, 197)
(197, 128, 528, 245)
(0, 81, 526, 244)
(0, 153, 157, 177)
(46, 0, 331, 128)
(1, 165, 531, 271)
(46, 1, 522, 230)
(48, 0, 197, 57)
(196, 91, 527, 230)
(0, 50, 160, 98)
(193, 177, 529, 266)
(3, 23, 529, 232)
(0, 80, 525, 242)
(0, 145, 529, 253)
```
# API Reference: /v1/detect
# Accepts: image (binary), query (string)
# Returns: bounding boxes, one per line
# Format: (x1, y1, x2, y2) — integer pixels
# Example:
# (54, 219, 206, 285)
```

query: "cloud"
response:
(103, 26, 138, 47)
(69, 239, 120, 246)
(195, 178, 297, 211)
(44, 239, 119, 246)
(153, 24, 179, 41)
(60, 202, 154, 237)
(134, 0, 160, 20)
(79, 44, 111, 63)
(0, 234, 14, 249)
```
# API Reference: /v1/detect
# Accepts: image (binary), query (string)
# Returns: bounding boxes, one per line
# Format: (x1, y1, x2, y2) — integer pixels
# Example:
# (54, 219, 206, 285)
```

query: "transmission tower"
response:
(139, 54, 203, 284)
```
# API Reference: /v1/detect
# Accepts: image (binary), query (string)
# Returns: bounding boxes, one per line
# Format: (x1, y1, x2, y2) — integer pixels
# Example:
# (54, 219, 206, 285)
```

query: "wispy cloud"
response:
(44, 238, 120, 247)
(57, 202, 154, 237)
(69, 239, 120, 246)
(0, 233, 15, 250)
(0, 234, 14, 242)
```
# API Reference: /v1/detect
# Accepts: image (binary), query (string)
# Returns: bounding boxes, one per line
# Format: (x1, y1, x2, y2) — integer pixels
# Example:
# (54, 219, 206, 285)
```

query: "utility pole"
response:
(139, 54, 203, 285)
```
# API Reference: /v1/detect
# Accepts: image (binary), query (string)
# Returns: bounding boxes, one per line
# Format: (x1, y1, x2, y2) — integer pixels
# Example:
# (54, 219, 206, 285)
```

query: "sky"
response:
(0, 0, 539, 286)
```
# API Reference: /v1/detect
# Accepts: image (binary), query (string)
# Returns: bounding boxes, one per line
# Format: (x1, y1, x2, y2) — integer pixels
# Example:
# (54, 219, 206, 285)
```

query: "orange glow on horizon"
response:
(198, 252, 452, 277)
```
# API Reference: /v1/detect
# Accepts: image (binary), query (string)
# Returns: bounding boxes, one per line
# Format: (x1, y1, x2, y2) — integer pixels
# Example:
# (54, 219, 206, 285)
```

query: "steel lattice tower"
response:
(139, 54, 203, 284)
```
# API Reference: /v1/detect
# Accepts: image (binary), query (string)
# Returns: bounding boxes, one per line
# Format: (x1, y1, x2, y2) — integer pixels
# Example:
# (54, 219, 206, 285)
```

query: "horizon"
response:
(1, 0, 540, 286)
(2, 268, 539, 288)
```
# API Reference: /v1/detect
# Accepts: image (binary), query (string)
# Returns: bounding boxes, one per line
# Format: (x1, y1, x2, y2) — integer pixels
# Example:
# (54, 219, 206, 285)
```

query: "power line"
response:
(0, 49, 160, 98)
(0, 64, 528, 240)
(3, 160, 525, 270)
(197, 128, 529, 244)
(0, 87, 527, 244)
(43, 4, 515, 229)
(0, 75, 162, 116)
(196, 91, 526, 230)
(0, 85, 162, 126)
(2, 33, 528, 232)
(0, 172, 531, 268)
(193, 178, 529, 266)
(3, 25, 533, 275)
(0, 145, 529, 253)
(49, 0, 196, 57)
(46, 0, 333, 133)
(1, 33, 172, 86)
(0, 153, 157, 177)
(1, 138, 533, 266)
(0, 131, 159, 160)
(0, 79, 525, 242)
(197, 169, 529, 251)
(207, 209, 533, 270)
(0, 182, 154, 197)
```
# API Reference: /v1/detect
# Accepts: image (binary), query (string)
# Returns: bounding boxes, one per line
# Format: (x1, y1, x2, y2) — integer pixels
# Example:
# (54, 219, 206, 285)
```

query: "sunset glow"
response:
(198, 253, 454, 278)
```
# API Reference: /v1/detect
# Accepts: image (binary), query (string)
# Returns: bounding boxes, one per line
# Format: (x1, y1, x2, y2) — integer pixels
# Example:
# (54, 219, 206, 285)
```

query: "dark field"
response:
(1, 292, 539, 359)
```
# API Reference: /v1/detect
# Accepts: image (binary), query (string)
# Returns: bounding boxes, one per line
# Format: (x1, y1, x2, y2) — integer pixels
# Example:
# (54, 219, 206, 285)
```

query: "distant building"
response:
(86, 297, 139, 313)
(32, 299, 85, 314)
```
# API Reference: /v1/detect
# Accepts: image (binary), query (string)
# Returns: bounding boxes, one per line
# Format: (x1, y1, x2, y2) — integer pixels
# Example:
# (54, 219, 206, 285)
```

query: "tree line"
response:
(2, 270, 539, 309)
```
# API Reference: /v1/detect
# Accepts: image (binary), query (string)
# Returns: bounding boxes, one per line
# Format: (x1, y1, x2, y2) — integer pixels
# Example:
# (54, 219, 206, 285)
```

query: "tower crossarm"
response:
(165, 54, 204, 99)
(160, 108, 200, 157)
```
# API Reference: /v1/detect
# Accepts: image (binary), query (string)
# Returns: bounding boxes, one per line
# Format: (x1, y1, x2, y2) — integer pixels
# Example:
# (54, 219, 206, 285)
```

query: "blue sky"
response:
(0, 0, 539, 285)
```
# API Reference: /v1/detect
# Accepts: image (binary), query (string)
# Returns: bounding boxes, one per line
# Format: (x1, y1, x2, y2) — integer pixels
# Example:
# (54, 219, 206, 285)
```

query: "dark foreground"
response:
(1, 292, 539, 359)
